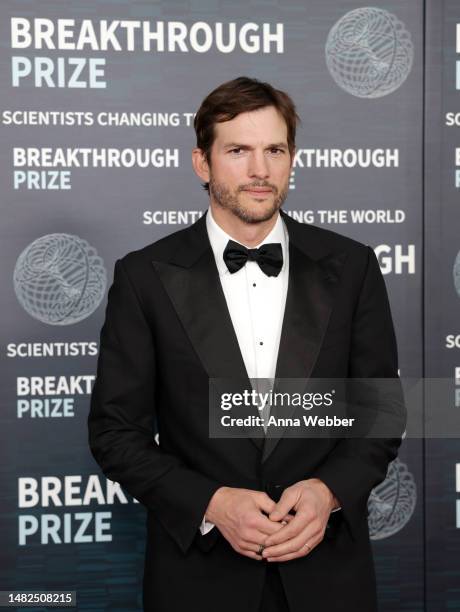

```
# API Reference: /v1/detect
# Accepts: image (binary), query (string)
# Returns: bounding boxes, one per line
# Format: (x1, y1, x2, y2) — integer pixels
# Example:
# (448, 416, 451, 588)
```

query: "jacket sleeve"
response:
(312, 246, 407, 541)
(88, 258, 224, 555)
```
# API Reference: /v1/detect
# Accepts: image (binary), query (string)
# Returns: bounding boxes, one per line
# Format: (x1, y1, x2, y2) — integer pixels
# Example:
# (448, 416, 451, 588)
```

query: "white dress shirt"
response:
(200, 207, 289, 535)
(199, 208, 340, 535)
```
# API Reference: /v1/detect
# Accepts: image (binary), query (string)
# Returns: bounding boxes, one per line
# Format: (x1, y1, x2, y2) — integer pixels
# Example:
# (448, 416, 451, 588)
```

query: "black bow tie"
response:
(223, 240, 283, 277)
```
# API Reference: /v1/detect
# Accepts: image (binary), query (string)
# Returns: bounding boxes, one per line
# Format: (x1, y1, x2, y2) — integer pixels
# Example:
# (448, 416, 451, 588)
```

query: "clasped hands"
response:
(205, 478, 339, 563)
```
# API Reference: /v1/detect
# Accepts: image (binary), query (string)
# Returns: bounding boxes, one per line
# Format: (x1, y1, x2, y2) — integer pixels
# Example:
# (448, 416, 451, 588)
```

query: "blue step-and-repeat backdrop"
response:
(0, 1, 459, 609)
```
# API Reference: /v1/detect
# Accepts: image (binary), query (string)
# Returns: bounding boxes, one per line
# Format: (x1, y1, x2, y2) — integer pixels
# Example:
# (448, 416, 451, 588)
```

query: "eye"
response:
(229, 147, 244, 155)
(269, 148, 284, 155)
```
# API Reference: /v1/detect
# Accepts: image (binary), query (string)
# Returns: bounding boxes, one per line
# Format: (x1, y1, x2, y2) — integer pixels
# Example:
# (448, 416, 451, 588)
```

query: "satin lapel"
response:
(151, 215, 264, 452)
(261, 241, 348, 463)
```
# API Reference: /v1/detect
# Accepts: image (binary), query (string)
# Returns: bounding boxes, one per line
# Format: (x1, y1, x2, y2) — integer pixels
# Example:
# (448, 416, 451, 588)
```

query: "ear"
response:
(192, 148, 210, 183)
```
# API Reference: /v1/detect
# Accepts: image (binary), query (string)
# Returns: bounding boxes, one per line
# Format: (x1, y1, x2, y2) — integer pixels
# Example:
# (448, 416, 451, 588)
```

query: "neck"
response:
(209, 202, 279, 248)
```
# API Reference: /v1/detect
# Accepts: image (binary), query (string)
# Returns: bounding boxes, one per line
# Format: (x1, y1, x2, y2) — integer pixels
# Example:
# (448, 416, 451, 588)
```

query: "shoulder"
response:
(282, 213, 376, 291)
(117, 222, 198, 274)
(282, 212, 370, 259)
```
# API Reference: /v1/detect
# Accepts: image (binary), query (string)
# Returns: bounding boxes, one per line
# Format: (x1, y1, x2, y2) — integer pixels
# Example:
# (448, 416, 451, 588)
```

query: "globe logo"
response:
(325, 7, 414, 98)
(13, 233, 107, 325)
(453, 250, 460, 297)
(368, 458, 416, 540)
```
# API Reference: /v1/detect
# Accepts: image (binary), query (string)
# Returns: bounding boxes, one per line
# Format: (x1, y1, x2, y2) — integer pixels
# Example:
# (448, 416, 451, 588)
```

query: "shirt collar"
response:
(206, 206, 288, 276)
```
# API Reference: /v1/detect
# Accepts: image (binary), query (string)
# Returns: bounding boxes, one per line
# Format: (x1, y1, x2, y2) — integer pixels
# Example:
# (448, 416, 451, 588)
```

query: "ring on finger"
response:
(257, 543, 265, 555)
(303, 542, 312, 552)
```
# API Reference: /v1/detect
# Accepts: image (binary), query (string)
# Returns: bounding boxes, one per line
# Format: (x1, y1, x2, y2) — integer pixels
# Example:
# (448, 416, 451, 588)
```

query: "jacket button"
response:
(267, 483, 283, 502)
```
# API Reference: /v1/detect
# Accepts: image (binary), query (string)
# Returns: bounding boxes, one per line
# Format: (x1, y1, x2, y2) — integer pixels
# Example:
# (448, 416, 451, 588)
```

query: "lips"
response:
(244, 189, 272, 194)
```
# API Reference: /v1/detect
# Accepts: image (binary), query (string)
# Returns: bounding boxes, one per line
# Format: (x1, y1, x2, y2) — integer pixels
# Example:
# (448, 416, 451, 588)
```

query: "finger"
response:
(266, 546, 313, 563)
(236, 546, 265, 561)
(263, 512, 294, 528)
(263, 511, 311, 547)
(280, 513, 295, 524)
(255, 492, 277, 515)
(272, 513, 295, 532)
(252, 515, 288, 537)
(264, 526, 324, 559)
(238, 538, 270, 557)
(268, 490, 297, 522)
(239, 524, 280, 547)
(238, 516, 293, 549)
(265, 534, 320, 561)
(264, 518, 290, 537)
(247, 510, 296, 542)
(263, 529, 315, 558)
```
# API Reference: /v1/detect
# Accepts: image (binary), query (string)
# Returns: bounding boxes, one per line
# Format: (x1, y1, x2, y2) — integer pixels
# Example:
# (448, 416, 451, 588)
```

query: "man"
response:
(88, 76, 405, 612)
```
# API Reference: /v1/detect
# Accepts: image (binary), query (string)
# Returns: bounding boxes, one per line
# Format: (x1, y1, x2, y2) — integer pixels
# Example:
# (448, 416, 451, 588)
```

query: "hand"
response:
(261, 478, 339, 562)
(204, 487, 293, 561)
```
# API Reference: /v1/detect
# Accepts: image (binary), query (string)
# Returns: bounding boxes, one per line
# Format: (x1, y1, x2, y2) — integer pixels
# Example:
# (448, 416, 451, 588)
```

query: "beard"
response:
(208, 177, 289, 224)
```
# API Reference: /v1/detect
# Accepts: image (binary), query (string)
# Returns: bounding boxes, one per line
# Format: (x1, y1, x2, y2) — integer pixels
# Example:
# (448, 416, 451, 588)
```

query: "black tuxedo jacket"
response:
(88, 209, 405, 612)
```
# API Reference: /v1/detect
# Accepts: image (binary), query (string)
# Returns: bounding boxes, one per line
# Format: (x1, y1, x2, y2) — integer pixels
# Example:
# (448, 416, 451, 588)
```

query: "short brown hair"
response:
(194, 76, 301, 192)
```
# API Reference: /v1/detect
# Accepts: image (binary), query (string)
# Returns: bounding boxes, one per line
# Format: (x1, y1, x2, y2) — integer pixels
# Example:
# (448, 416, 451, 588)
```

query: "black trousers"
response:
(258, 563, 290, 612)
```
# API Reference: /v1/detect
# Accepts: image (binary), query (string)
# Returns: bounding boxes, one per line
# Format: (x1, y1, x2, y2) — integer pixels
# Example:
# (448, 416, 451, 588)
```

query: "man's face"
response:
(206, 106, 294, 224)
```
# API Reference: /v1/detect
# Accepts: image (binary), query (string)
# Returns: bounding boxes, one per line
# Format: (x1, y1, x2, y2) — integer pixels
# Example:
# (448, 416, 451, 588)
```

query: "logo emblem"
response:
(368, 458, 416, 539)
(453, 250, 460, 297)
(14, 233, 107, 325)
(325, 7, 414, 98)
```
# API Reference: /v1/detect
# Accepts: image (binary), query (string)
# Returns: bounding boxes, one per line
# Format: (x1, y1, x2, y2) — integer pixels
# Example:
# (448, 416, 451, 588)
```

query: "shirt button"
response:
(253, 283, 256, 287)
(259, 341, 264, 346)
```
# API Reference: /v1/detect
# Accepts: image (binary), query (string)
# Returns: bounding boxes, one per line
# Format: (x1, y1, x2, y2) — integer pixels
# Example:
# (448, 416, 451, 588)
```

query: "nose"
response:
(247, 150, 270, 180)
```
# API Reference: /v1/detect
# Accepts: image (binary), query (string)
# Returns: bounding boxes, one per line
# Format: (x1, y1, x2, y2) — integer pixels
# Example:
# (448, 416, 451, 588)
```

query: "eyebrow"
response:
(222, 142, 288, 150)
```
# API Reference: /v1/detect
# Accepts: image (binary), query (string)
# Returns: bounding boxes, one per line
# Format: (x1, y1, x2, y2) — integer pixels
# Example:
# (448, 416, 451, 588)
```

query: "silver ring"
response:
(257, 544, 265, 555)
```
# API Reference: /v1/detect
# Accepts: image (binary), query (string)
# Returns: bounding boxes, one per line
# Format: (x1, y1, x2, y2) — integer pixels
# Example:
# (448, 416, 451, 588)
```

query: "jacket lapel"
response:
(261, 214, 348, 462)
(151, 213, 264, 452)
